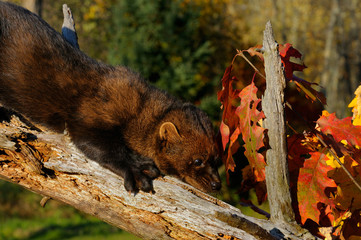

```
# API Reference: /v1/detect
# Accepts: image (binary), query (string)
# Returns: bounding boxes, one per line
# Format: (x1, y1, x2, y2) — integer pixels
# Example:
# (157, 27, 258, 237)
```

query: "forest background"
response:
(1, 0, 360, 239)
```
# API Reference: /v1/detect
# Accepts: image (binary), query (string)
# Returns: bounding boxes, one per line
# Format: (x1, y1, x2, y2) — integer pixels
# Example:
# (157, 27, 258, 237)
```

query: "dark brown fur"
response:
(0, 2, 221, 193)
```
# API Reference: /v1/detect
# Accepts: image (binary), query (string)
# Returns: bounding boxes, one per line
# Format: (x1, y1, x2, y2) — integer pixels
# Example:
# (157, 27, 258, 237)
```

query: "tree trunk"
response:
(320, 0, 357, 118)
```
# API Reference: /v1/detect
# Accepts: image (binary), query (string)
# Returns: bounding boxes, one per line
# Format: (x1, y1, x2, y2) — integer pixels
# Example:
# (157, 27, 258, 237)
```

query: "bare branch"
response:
(62, 4, 79, 49)
(237, 50, 266, 79)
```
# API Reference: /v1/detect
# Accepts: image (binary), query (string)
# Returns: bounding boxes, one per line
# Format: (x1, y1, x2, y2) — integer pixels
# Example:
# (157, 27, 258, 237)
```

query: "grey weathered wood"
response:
(262, 21, 295, 223)
(262, 22, 317, 239)
(62, 4, 79, 49)
(0, 112, 304, 240)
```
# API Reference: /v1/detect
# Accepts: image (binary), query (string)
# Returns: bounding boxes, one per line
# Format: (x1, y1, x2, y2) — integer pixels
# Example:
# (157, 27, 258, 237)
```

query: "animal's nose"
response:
(211, 181, 221, 191)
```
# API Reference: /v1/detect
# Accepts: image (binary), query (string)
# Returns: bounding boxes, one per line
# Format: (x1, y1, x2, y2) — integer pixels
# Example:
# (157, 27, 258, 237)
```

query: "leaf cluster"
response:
(218, 43, 361, 239)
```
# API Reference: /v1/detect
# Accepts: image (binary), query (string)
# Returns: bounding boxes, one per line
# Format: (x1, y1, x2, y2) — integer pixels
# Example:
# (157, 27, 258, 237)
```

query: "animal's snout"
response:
(211, 180, 221, 191)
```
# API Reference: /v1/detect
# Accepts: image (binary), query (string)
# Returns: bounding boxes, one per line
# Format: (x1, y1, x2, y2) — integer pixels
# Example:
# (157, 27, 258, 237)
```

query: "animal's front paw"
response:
(141, 164, 160, 179)
(123, 165, 160, 194)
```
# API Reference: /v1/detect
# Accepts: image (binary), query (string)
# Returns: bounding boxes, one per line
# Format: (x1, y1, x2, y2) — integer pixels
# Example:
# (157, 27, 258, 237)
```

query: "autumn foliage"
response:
(218, 43, 361, 239)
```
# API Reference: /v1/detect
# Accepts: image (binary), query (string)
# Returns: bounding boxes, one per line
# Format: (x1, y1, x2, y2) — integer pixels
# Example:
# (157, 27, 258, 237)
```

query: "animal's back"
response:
(0, 2, 177, 132)
(0, 2, 112, 130)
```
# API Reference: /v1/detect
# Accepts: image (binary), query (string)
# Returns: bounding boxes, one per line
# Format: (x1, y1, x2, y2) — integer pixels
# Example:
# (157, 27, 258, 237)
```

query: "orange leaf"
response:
(236, 82, 266, 182)
(317, 112, 361, 147)
(219, 121, 230, 151)
(297, 151, 337, 225)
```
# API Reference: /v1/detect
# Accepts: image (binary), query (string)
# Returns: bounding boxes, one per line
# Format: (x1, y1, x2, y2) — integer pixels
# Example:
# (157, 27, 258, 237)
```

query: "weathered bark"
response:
(0, 109, 306, 240)
(320, 0, 360, 118)
(262, 20, 294, 224)
(262, 22, 315, 238)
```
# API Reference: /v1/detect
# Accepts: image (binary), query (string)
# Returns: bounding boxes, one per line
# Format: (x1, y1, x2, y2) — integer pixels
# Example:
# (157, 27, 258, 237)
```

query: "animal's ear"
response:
(159, 122, 181, 142)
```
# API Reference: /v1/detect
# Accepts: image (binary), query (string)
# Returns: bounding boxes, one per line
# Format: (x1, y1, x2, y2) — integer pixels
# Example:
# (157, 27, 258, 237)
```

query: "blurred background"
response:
(1, 0, 361, 239)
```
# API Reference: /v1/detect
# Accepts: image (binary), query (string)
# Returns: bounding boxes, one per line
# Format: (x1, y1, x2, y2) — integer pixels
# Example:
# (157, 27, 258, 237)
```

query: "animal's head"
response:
(154, 106, 221, 193)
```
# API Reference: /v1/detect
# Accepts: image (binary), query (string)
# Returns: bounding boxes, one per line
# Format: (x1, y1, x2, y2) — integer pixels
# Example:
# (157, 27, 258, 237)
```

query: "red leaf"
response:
(236, 82, 266, 182)
(279, 43, 302, 59)
(317, 112, 361, 147)
(217, 65, 240, 133)
(240, 166, 267, 204)
(278, 43, 326, 104)
(297, 151, 337, 225)
(217, 65, 232, 104)
(217, 65, 240, 174)
(288, 134, 309, 174)
(279, 43, 307, 80)
(226, 127, 240, 173)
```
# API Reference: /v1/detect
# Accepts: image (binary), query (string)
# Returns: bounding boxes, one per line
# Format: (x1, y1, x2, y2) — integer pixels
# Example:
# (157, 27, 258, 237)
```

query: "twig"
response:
(239, 199, 270, 219)
(40, 196, 51, 207)
(236, 50, 266, 79)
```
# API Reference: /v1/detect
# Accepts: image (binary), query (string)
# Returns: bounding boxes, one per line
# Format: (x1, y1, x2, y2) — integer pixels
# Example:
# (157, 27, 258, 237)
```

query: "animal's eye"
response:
(194, 159, 203, 166)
